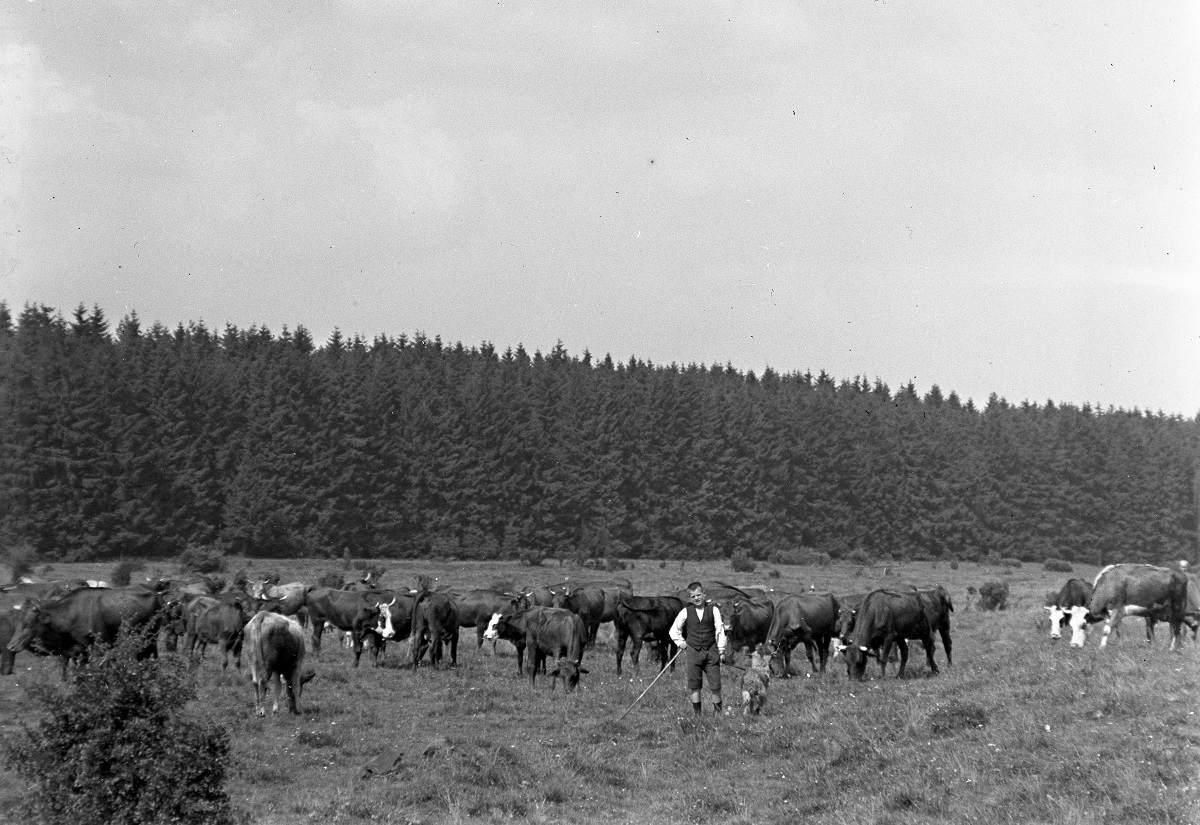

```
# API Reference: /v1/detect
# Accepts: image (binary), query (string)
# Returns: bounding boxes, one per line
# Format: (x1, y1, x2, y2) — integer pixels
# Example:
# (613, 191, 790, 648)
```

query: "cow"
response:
(1071, 564, 1189, 650)
(674, 581, 760, 605)
(185, 598, 248, 669)
(763, 591, 838, 676)
(6, 586, 163, 680)
(719, 596, 776, 664)
(614, 595, 684, 676)
(362, 589, 415, 666)
(549, 578, 633, 643)
(244, 611, 313, 716)
(410, 591, 459, 670)
(456, 589, 527, 651)
(1044, 579, 1094, 643)
(551, 586, 607, 646)
(483, 606, 532, 675)
(246, 581, 308, 619)
(833, 586, 951, 669)
(305, 587, 401, 666)
(524, 606, 589, 691)
(846, 588, 938, 680)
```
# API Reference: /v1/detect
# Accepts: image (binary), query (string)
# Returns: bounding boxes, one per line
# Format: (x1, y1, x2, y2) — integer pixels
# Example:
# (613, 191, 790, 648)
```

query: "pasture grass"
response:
(1, 559, 1197, 824)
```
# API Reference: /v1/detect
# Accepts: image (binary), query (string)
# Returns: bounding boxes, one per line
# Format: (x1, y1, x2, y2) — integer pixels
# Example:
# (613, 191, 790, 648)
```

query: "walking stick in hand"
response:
(617, 645, 685, 722)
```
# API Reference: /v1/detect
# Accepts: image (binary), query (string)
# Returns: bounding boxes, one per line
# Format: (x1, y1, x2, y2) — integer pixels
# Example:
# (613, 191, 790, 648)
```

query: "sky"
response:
(2, 2, 1198, 416)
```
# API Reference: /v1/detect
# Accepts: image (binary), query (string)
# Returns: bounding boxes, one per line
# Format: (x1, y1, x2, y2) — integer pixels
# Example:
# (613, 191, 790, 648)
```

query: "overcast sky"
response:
(3, 3, 1197, 415)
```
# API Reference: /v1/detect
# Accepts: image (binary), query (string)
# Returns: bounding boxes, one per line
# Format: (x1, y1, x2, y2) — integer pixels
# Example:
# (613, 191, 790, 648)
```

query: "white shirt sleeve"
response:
(669, 608, 688, 649)
(712, 605, 727, 654)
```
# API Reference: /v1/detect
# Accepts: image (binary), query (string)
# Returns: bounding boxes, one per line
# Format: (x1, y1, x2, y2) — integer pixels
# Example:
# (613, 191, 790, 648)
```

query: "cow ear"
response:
(578, 667, 589, 674)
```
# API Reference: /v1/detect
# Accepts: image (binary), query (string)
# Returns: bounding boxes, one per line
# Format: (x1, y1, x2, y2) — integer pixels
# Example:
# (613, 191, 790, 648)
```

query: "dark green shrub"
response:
(977, 581, 1010, 611)
(845, 549, 872, 566)
(178, 545, 226, 575)
(6, 546, 37, 583)
(519, 550, 543, 567)
(1043, 558, 1073, 573)
(730, 551, 756, 573)
(109, 559, 145, 587)
(2, 630, 233, 825)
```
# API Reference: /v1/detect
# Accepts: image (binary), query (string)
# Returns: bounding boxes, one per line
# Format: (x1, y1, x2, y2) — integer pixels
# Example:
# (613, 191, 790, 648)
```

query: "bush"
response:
(519, 550, 543, 567)
(998, 557, 1022, 568)
(6, 546, 37, 584)
(844, 549, 872, 566)
(178, 546, 226, 575)
(976, 581, 1010, 611)
(109, 558, 146, 587)
(730, 551, 756, 573)
(1043, 558, 1073, 573)
(2, 630, 234, 825)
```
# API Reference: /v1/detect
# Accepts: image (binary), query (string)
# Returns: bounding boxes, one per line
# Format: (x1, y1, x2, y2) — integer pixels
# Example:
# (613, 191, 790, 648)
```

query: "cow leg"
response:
(939, 625, 952, 667)
(922, 635, 939, 674)
(269, 673, 283, 714)
(311, 621, 324, 654)
(515, 642, 525, 676)
(286, 672, 301, 715)
(816, 637, 830, 673)
(895, 639, 910, 678)
(1100, 607, 1124, 648)
(254, 678, 267, 716)
(449, 631, 458, 667)
(352, 632, 365, 668)
(614, 625, 629, 676)
(802, 640, 817, 675)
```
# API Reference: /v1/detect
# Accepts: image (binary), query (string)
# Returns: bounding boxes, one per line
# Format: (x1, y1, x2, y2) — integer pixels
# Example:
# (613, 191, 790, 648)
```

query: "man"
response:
(669, 582, 727, 717)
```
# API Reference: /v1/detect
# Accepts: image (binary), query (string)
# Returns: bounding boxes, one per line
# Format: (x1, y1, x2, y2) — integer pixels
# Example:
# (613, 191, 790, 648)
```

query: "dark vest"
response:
(685, 604, 716, 650)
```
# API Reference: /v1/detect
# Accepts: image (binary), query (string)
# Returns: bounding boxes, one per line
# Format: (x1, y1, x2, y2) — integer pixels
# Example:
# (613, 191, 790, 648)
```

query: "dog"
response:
(740, 644, 772, 716)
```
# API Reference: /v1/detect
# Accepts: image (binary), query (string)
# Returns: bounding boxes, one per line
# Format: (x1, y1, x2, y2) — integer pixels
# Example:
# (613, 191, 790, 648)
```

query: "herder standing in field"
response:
(669, 582, 727, 717)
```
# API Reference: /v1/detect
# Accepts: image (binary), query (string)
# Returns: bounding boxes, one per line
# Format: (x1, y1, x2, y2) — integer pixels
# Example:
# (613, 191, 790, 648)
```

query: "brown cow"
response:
(244, 611, 313, 716)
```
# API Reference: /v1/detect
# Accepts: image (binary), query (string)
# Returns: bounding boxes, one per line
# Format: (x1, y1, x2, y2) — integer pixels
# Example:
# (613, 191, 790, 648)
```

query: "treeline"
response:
(1, 303, 1196, 565)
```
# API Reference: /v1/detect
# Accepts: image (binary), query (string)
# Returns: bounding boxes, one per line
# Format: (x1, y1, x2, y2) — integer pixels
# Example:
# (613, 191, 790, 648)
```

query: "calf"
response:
(244, 611, 313, 716)
(526, 607, 589, 691)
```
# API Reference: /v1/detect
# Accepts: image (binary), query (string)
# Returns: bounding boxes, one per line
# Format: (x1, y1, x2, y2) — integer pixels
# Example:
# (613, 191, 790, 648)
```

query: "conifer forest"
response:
(2, 303, 1197, 565)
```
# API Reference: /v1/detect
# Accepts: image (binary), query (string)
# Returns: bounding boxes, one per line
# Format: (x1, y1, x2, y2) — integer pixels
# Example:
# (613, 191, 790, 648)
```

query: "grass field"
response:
(1, 558, 1197, 824)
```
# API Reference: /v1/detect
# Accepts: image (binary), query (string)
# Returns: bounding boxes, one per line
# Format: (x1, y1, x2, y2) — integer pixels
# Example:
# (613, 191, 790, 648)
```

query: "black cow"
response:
(763, 592, 838, 676)
(720, 597, 776, 662)
(244, 611, 313, 716)
(1044, 578, 1094, 643)
(186, 598, 248, 669)
(483, 606, 532, 675)
(847, 588, 938, 680)
(525, 606, 589, 691)
(457, 589, 527, 650)
(6, 586, 162, 680)
(552, 586, 607, 646)
(674, 581, 761, 605)
(363, 593, 415, 666)
(410, 591, 459, 669)
(614, 595, 684, 676)
(304, 586, 399, 666)
(916, 585, 954, 667)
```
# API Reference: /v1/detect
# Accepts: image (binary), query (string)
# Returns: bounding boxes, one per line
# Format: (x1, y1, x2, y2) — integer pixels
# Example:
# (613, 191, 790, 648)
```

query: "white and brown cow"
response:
(1067, 564, 1189, 651)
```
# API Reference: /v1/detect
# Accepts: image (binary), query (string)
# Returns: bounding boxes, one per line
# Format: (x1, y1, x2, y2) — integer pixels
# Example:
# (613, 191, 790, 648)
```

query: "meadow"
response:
(1, 558, 1197, 825)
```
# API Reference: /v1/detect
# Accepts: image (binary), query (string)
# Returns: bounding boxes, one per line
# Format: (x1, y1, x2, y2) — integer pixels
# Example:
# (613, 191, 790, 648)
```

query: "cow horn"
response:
(385, 597, 396, 607)
(859, 646, 869, 653)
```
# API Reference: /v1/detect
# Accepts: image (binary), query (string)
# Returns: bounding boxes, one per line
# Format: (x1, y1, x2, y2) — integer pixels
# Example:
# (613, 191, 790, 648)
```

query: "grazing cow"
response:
(6, 586, 163, 680)
(740, 644, 773, 716)
(916, 585, 954, 668)
(410, 591, 459, 669)
(457, 590, 528, 650)
(720, 597, 776, 663)
(244, 611, 313, 716)
(763, 591, 838, 676)
(1076, 564, 1189, 650)
(304, 587, 400, 665)
(524, 606, 589, 691)
(674, 581, 760, 605)
(1045, 579, 1094, 643)
(186, 598, 248, 669)
(614, 595, 684, 676)
(551, 586, 607, 646)
(846, 588, 938, 680)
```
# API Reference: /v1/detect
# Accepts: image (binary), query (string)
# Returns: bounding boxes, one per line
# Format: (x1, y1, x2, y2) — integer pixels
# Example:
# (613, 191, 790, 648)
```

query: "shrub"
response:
(178, 545, 227, 575)
(767, 568, 781, 579)
(998, 557, 1022, 568)
(109, 558, 146, 587)
(730, 551, 756, 573)
(976, 581, 1010, 611)
(6, 546, 37, 584)
(519, 550, 543, 567)
(1043, 558, 1073, 573)
(2, 630, 234, 825)
(845, 549, 872, 566)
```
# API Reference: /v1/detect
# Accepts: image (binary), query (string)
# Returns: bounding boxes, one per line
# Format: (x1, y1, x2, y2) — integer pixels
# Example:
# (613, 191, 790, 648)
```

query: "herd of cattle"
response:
(1, 561, 1195, 716)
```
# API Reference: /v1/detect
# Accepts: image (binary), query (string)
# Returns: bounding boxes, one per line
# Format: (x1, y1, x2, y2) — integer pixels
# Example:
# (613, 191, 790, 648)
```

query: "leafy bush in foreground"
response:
(2, 630, 233, 825)
(976, 581, 1010, 611)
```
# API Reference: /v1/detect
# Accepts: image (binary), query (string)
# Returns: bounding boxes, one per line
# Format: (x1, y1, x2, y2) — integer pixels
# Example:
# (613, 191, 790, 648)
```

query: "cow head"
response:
(1064, 605, 1091, 647)
(483, 611, 506, 642)
(6, 602, 43, 654)
(373, 598, 397, 640)
(550, 658, 588, 692)
(1044, 605, 1067, 639)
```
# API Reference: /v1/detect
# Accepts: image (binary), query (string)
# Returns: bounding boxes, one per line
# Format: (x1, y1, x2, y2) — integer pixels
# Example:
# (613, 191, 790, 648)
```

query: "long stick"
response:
(617, 647, 684, 722)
